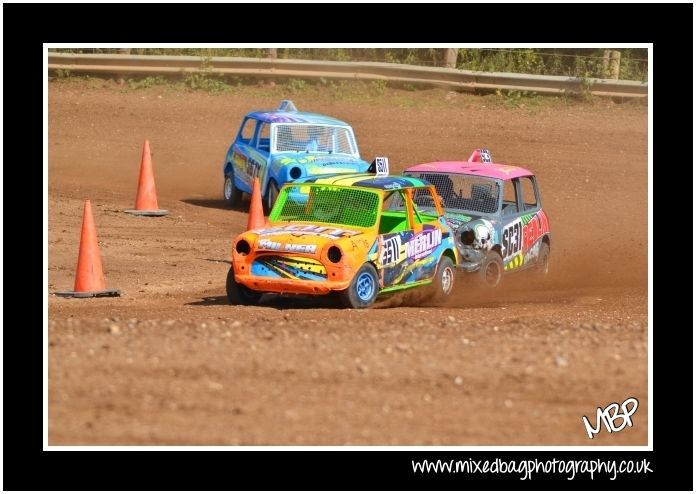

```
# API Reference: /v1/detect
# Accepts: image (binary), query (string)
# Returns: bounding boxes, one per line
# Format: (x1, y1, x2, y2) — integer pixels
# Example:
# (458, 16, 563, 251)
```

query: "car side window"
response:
(379, 190, 410, 234)
(237, 118, 256, 145)
(255, 123, 270, 153)
(501, 179, 519, 216)
(411, 187, 440, 224)
(519, 176, 538, 211)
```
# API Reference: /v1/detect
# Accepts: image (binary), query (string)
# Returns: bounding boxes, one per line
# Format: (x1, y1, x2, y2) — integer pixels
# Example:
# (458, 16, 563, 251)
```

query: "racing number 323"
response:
(502, 222, 522, 258)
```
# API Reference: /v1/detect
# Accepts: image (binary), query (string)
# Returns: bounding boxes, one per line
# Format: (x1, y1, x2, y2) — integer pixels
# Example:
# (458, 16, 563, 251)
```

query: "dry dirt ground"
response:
(48, 80, 648, 445)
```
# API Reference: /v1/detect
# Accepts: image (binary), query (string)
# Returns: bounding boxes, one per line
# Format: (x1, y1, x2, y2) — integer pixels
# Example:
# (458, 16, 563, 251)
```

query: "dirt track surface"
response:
(48, 82, 648, 445)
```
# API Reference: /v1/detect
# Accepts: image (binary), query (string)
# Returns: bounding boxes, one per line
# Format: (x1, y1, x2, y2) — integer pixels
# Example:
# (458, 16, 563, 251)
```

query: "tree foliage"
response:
(49, 48, 648, 81)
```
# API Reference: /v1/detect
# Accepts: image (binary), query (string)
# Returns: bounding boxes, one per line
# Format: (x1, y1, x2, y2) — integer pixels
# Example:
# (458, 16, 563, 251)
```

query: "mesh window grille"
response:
(412, 187, 439, 210)
(274, 125, 355, 154)
(410, 173, 500, 214)
(273, 185, 380, 228)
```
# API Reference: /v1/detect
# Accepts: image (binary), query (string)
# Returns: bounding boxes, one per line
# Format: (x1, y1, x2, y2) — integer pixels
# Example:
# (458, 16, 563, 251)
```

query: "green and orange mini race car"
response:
(226, 161, 458, 308)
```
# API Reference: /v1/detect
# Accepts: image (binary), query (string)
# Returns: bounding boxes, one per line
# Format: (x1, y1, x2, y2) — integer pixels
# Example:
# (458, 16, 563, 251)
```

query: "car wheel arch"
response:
(262, 175, 274, 196)
(365, 260, 384, 289)
(263, 177, 281, 214)
(430, 253, 456, 300)
(442, 248, 457, 267)
(368, 260, 381, 276)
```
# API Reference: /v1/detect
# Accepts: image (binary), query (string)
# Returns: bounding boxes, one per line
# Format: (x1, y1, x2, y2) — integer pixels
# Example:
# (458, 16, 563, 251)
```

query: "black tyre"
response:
(536, 242, 550, 277)
(264, 180, 280, 215)
(479, 251, 504, 288)
(226, 266, 262, 305)
(223, 170, 242, 207)
(431, 255, 456, 300)
(340, 263, 379, 309)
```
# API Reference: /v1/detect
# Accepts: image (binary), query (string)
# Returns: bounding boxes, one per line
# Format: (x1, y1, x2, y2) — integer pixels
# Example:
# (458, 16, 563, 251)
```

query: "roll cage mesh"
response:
(272, 185, 380, 228)
(408, 172, 500, 214)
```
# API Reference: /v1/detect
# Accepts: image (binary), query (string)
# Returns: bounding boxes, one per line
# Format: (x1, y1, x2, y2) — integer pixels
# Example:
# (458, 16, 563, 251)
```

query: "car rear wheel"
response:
(479, 251, 503, 288)
(224, 170, 242, 207)
(431, 255, 456, 300)
(226, 266, 261, 305)
(340, 263, 379, 309)
(264, 180, 280, 215)
(536, 243, 550, 277)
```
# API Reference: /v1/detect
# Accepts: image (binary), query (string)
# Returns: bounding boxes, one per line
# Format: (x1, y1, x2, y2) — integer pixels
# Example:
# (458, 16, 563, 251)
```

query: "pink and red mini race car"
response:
(404, 149, 550, 287)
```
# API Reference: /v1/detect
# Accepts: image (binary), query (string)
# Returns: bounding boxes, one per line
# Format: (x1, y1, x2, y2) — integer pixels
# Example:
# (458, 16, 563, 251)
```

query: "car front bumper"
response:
(234, 274, 351, 295)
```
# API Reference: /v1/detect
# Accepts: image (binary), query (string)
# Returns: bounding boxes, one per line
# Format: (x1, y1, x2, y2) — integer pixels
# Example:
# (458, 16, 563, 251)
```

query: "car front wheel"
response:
(340, 263, 379, 309)
(226, 266, 262, 305)
(479, 251, 503, 288)
(264, 180, 280, 215)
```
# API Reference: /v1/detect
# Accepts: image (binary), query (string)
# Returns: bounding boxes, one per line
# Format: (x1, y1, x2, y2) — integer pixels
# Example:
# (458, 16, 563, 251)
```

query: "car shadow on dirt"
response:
(187, 295, 230, 306)
(186, 293, 345, 309)
(181, 197, 250, 213)
(200, 258, 231, 265)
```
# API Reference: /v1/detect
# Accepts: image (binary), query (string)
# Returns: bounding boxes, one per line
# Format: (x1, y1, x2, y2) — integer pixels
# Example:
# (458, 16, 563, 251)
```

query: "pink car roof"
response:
(405, 161, 534, 180)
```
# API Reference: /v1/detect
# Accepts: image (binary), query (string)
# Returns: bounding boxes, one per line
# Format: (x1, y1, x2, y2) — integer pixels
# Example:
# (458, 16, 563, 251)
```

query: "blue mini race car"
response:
(222, 100, 371, 212)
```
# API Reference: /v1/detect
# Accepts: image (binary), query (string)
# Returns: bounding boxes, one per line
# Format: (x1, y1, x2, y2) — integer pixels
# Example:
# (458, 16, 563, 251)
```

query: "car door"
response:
(230, 117, 259, 192)
(499, 178, 525, 271)
(247, 122, 271, 189)
(500, 176, 548, 271)
(230, 119, 270, 191)
(376, 188, 443, 288)
(516, 175, 549, 267)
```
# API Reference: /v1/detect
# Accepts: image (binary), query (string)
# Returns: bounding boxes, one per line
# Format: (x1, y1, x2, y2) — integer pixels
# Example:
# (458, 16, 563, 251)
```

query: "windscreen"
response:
(274, 125, 356, 155)
(271, 184, 380, 228)
(408, 172, 500, 214)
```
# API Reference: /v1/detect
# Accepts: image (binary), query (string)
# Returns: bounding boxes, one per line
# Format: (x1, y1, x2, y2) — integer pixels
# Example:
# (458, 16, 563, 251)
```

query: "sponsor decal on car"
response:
(405, 228, 443, 260)
(251, 256, 327, 280)
(258, 239, 318, 254)
(502, 211, 549, 269)
(255, 224, 361, 239)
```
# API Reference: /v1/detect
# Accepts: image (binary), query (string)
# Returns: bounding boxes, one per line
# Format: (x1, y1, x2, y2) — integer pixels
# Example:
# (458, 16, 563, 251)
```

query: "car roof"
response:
(405, 161, 535, 180)
(293, 173, 432, 191)
(246, 110, 350, 126)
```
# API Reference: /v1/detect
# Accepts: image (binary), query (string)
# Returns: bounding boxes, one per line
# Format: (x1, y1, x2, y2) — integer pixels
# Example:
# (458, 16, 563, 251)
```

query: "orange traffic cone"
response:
(124, 139, 169, 216)
(55, 200, 121, 298)
(247, 177, 265, 230)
